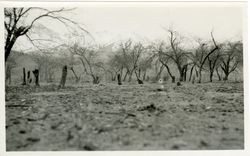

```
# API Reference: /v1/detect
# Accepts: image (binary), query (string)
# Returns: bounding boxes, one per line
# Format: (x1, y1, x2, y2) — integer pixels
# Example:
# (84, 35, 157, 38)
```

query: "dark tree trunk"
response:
(59, 65, 67, 88)
(172, 76, 175, 83)
(178, 65, 183, 82)
(27, 71, 32, 84)
(92, 76, 100, 84)
(32, 69, 40, 86)
(221, 66, 229, 81)
(138, 69, 141, 79)
(135, 70, 143, 84)
(198, 68, 202, 83)
(5, 36, 18, 62)
(182, 65, 188, 82)
(117, 74, 122, 85)
(223, 74, 229, 81)
(137, 79, 143, 84)
(209, 72, 213, 82)
(22, 68, 26, 85)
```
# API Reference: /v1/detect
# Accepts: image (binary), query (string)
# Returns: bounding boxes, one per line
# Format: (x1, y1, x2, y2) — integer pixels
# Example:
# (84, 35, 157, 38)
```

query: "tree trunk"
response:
(180, 65, 187, 82)
(138, 69, 141, 79)
(223, 74, 229, 81)
(163, 64, 175, 83)
(177, 65, 183, 82)
(216, 68, 221, 81)
(32, 69, 40, 86)
(198, 68, 202, 83)
(5, 36, 18, 62)
(71, 67, 80, 83)
(209, 71, 213, 82)
(192, 75, 196, 84)
(27, 71, 32, 84)
(123, 70, 129, 81)
(189, 65, 194, 82)
(59, 65, 67, 88)
(117, 74, 122, 85)
(135, 70, 143, 84)
(92, 76, 100, 84)
(183, 65, 187, 81)
(22, 68, 26, 85)
(172, 76, 175, 83)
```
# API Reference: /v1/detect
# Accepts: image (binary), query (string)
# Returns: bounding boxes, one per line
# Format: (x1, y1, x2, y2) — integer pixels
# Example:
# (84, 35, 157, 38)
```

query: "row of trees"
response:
(61, 31, 242, 85)
(5, 7, 243, 86)
(5, 30, 243, 85)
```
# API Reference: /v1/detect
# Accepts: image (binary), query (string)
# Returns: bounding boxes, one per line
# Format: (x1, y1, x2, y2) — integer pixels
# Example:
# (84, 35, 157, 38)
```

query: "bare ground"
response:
(5, 82, 244, 151)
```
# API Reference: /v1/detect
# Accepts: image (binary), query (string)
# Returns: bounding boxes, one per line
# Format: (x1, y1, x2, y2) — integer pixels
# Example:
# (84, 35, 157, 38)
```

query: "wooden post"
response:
(22, 68, 26, 85)
(32, 69, 40, 86)
(172, 76, 175, 83)
(27, 71, 32, 84)
(117, 74, 122, 85)
(59, 65, 67, 88)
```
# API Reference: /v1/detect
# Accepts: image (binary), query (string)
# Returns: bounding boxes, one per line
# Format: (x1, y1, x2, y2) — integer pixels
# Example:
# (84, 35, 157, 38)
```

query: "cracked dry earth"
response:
(5, 82, 244, 151)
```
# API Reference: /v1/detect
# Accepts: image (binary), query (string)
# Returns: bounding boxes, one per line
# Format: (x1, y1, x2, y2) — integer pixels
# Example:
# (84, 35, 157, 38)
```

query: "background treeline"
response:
(5, 30, 243, 86)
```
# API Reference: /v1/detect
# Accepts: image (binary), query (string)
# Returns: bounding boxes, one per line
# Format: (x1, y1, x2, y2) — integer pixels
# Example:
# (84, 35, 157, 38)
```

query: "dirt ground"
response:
(5, 81, 244, 151)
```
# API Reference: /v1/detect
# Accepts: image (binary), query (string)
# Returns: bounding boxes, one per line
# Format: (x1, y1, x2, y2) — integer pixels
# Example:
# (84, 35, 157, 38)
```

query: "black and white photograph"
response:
(1, 0, 249, 154)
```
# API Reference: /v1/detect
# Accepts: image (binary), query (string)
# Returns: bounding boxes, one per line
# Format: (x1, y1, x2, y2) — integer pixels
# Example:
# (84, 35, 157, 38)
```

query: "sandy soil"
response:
(5, 82, 244, 151)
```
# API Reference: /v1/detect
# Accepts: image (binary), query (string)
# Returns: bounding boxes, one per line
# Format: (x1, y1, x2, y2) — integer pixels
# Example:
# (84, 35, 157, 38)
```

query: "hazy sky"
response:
(14, 2, 245, 51)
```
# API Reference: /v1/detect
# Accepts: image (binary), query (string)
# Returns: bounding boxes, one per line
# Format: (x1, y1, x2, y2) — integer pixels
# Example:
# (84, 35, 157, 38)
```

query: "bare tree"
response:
(4, 7, 88, 62)
(116, 40, 144, 83)
(107, 54, 123, 81)
(119, 40, 133, 81)
(191, 32, 219, 83)
(67, 53, 81, 83)
(128, 42, 145, 83)
(220, 41, 243, 81)
(69, 43, 103, 84)
(206, 50, 221, 82)
(164, 29, 191, 82)
(138, 54, 153, 81)
(153, 42, 176, 83)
